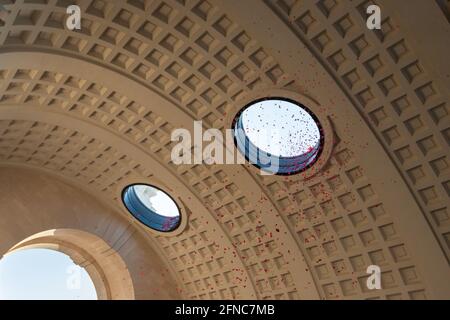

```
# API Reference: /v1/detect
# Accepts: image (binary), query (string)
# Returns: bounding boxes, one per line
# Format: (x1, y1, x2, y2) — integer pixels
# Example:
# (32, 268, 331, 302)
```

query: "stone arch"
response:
(6, 229, 135, 300)
(0, 166, 181, 300)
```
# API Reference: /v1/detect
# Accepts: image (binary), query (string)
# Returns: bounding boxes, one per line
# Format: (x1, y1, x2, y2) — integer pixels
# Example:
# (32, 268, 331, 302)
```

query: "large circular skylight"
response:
(122, 184, 181, 232)
(233, 97, 323, 175)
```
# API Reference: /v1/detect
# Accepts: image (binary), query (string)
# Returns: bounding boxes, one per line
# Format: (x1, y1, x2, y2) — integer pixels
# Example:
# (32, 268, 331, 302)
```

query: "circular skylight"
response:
(233, 97, 323, 175)
(122, 184, 181, 232)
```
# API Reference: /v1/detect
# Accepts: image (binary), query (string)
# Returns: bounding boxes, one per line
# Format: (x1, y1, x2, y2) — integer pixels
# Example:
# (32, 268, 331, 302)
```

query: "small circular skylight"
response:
(122, 184, 181, 232)
(233, 97, 323, 175)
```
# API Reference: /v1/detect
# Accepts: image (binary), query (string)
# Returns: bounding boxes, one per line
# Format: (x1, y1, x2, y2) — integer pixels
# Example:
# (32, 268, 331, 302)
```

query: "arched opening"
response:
(0, 166, 183, 300)
(4, 229, 135, 300)
(0, 248, 97, 300)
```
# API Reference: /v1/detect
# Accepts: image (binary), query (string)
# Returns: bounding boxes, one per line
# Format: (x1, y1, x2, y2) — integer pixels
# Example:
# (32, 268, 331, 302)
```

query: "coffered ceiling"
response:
(0, 0, 448, 300)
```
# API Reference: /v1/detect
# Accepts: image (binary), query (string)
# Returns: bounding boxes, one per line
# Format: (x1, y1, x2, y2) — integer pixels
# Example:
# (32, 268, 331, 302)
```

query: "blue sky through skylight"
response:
(241, 99, 321, 158)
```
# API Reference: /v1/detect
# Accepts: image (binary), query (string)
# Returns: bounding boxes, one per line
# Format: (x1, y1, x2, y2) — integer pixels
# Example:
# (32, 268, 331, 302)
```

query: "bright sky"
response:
(241, 99, 321, 158)
(0, 248, 97, 300)
(134, 185, 180, 218)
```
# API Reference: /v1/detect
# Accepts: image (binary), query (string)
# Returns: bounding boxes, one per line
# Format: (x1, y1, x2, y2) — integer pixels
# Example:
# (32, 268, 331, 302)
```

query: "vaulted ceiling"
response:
(0, 0, 449, 299)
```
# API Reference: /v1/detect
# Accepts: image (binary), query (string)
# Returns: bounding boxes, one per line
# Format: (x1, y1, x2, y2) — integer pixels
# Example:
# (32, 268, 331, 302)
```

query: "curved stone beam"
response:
(0, 50, 321, 299)
(0, 107, 260, 299)
(212, 0, 450, 299)
(0, 166, 180, 299)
